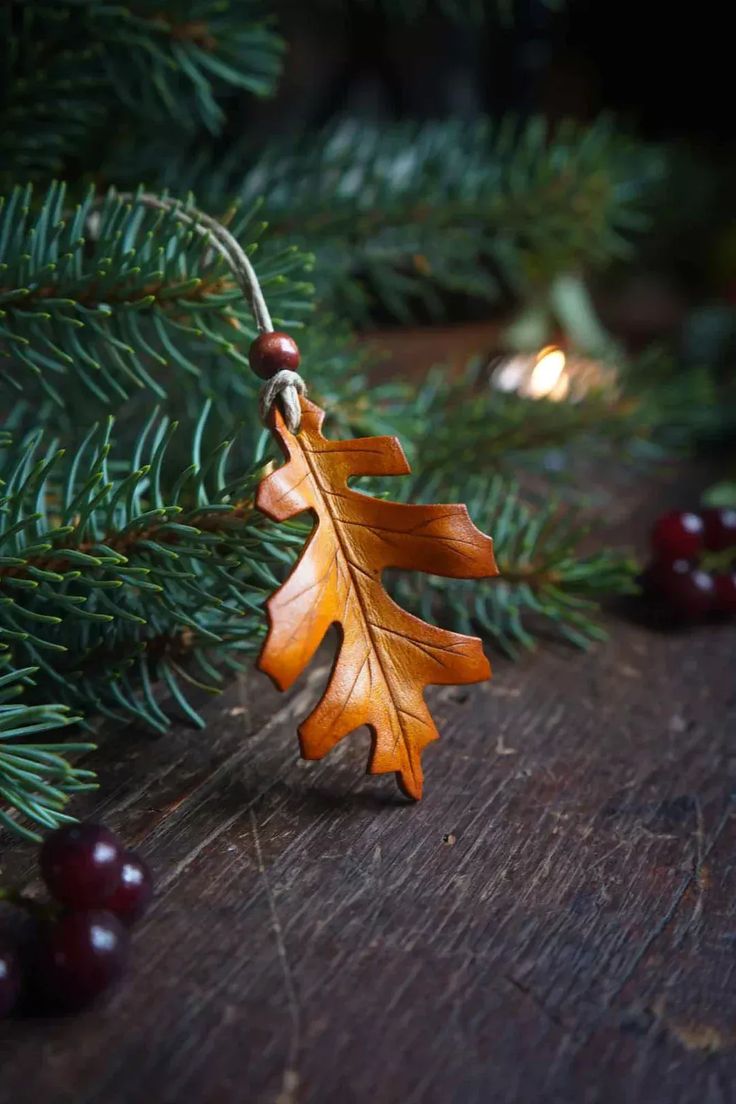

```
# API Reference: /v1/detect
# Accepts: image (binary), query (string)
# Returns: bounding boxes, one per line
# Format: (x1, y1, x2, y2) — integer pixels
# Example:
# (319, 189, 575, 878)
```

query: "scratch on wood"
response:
(597, 801, 734, 1015)
(504, 974, 568, 1034)
(250, 809, 302, 1104)
(689, 795, 707, 933)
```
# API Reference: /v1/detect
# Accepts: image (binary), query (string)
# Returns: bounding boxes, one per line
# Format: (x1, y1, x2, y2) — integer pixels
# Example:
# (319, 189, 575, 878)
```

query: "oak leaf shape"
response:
(257, 397, 499, 799)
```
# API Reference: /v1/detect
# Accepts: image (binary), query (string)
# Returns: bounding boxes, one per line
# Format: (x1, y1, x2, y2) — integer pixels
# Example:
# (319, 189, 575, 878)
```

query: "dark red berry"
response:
(248, 332, 301, 380)
(651, 558, 715, 617)
(702, 507, 736, 552)
(40, 823, 124, 909)
(36, 910, 129, 1011)
(651, 511, 704, 559)
(105, 851, 154, 925)
(0, 945, 21, 1017)
(714, 572, 736, 614)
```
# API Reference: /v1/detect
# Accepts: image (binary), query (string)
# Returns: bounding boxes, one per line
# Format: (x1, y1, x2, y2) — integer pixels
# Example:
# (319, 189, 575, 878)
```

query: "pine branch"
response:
(0, 407, 305, 732)
(370, 355, 724, 488)
(0, 183, 313, 410)
(0, 386, 641, 725)
(124, 117, 663, 324)
(0, 368, 648, 837)
(0, 169, 714, 836)
(0, 0, 711, 840)
(0, 4, 106, 181)
(0, 1, 283, 183)
(394, 476, 637, 657)
(618, 349, 735, 453)
(0, 181, 419, 446)
(0, 664, 94, 841)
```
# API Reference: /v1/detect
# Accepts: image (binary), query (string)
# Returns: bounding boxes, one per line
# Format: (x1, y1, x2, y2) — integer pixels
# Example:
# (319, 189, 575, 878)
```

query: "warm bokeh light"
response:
(491, 346, 571, 401)
(527, 346, 569, 400)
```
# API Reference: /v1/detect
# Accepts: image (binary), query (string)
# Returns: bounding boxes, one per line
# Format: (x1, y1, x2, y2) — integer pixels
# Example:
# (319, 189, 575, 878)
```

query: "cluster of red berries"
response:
(0, 823, 152, 1016)
(645, 507, 736, 618)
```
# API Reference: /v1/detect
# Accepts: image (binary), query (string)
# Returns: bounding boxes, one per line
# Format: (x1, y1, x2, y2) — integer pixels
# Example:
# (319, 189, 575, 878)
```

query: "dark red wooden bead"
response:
(248, 332, 301, 380)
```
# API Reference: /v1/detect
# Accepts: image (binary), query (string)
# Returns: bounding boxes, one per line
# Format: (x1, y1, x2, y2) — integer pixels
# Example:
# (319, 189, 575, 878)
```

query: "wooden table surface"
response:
(1, 466, 734, 1104)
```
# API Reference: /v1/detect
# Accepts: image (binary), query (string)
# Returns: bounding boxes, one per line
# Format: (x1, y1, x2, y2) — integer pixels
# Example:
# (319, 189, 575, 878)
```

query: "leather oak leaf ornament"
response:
(257, 397, 499, 799)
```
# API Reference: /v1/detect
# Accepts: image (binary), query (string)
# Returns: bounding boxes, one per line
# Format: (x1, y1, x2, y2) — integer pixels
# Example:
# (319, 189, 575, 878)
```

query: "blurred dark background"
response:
(242, 1, 732, 140)
(223, 0, 734, 329)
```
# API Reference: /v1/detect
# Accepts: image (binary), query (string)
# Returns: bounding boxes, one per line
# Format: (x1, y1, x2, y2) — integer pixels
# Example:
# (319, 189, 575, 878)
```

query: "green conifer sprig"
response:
(0, 183, 313, 409)
(404, 358, 724, 481)
(394, 477, 636, 658)
(0, 0, 720, 847)
(0, 1, 283, 184)
(0, 666, 94, 841)
(143, 117, 663, 323)
(0, 405, 307, 739)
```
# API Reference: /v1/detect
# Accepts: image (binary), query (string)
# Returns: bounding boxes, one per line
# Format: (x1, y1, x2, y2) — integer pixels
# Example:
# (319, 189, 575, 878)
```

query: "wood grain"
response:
(1, 472, 734, 1104)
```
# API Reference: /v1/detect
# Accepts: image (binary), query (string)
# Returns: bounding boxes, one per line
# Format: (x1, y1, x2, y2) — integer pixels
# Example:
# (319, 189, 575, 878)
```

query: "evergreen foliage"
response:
(109, 117, 663, 325)
(0, 1, 721, 836)
(0, 1, 283, 182)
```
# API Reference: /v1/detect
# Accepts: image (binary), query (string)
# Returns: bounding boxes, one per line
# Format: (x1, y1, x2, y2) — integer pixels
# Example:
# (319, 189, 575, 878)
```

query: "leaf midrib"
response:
(299, 438, 419, 788)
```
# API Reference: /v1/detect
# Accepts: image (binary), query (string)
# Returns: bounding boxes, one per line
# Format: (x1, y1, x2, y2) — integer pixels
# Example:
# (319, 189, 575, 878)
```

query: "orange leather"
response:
(257, 397, 499, 799)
